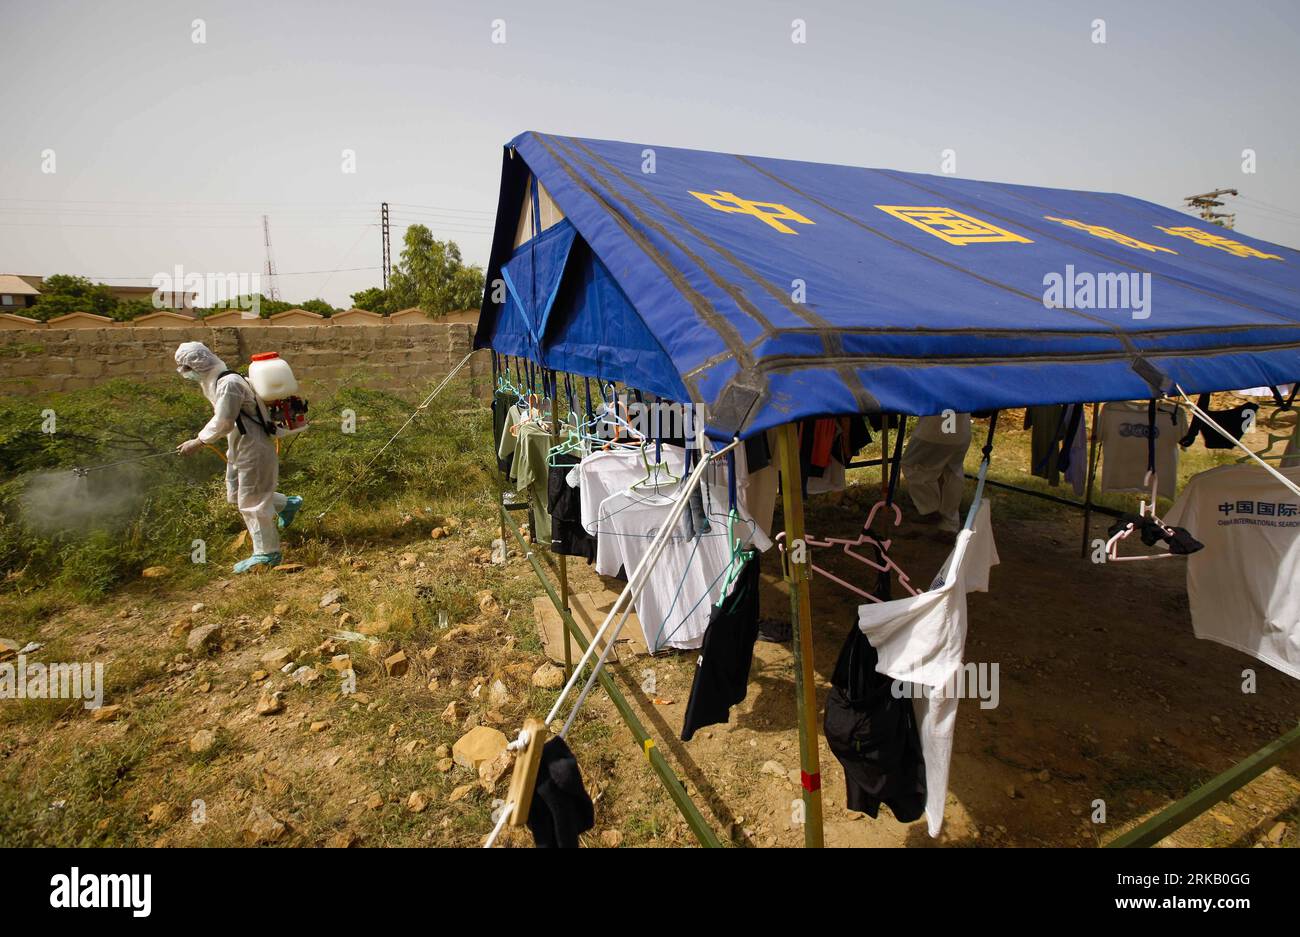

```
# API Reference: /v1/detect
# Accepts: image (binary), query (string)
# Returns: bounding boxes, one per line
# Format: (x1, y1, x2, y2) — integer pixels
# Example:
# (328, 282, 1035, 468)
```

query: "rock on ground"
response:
(452, 726, 508, 771)
(186, 623, 223, 654)
(244, 806, 286, 844)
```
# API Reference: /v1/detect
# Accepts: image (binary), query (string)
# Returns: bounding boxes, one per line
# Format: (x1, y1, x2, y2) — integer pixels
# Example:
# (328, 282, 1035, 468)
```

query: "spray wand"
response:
(70, 443, 226, 477)
(71, 450, 176, 477)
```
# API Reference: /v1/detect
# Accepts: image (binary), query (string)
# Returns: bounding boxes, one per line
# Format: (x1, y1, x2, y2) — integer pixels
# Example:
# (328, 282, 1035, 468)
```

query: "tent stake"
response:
(777, 422, 825, 848)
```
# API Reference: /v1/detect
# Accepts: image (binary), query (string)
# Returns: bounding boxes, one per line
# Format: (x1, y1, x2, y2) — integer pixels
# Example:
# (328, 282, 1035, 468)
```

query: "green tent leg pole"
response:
(1106, 721, 1300, 848)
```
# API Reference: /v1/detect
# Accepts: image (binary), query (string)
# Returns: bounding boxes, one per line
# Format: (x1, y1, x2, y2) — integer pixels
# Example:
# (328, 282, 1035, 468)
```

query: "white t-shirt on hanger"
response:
(855, 499, 999, 837)
(594, 487, 733, 653)
(573, 445, 686, 540)
(1099, 400, 1188, 500)
(1164, 463, 1300, 679)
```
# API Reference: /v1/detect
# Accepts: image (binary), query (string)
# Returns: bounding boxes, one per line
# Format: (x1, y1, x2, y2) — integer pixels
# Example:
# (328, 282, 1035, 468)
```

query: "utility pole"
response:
(381, 201, 391, 290)
(261, 214, 281, 301)
(1184, 188, 1238, 229)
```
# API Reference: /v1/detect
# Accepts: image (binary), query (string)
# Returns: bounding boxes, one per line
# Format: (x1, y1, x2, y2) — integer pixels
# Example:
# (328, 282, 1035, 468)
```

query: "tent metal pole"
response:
(776, 422, 825, 848)
(963, 474, 1124, 520)
(1080, 402, 1101, 559)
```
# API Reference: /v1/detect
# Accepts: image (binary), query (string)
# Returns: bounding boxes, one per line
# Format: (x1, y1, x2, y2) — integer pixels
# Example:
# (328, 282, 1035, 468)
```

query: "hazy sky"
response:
(3, 0, 1298, 308)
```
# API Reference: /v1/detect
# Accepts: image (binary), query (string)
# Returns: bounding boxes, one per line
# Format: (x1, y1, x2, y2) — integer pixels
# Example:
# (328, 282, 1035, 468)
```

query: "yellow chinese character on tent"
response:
(688, 190, 815, 234)
(1044, 216, 1177, 254)
(874, 206, 1032, 245)
(1155, 226, 1282, 260)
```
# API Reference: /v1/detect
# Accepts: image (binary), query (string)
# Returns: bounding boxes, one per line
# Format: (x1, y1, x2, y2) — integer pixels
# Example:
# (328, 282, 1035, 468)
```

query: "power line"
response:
(0, 196, 494, 216)
(69, 266, 383, 281)
(384, 201, 494, 216)
(314, 225, 378, 299)
(1234, 198, 1300, 225)
(0, 221, 379, 229)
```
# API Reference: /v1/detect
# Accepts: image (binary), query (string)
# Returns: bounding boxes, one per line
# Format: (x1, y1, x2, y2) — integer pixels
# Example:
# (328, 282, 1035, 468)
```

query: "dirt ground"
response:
(3, 401, 1297, 848)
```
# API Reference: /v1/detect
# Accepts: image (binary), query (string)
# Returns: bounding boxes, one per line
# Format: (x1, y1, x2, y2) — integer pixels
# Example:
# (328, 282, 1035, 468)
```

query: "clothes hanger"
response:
(596, 383, 645, 450)
(785, 414, 920, 601)
(796, 530, 919, 598)
(712, 451, 758, 604)
(1104, 470, 1196, 561)
(1105, 401, 1202, 561)
(629, 418, 681, 490)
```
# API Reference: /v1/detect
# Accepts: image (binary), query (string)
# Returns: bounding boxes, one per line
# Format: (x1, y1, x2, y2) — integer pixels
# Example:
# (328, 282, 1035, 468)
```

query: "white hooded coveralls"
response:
(176, 342, 287, 555)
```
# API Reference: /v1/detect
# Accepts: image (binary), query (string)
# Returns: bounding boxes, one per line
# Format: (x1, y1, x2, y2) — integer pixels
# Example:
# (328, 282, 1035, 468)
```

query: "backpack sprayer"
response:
(241, 352, 309, 437)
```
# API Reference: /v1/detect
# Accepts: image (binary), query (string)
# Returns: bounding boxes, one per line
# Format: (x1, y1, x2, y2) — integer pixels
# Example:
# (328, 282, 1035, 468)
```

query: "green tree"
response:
(386, 226, 485, 317)
(200, 294, 291, 319)
(112, 298, 156, 322)
(350, 286, 392, 314)
(29, 274, 118, 322)
(298, 298, 337, 317)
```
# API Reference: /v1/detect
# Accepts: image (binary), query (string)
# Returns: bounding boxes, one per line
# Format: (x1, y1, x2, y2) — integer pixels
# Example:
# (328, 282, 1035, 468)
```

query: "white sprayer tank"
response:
(248, 352, 298, 400)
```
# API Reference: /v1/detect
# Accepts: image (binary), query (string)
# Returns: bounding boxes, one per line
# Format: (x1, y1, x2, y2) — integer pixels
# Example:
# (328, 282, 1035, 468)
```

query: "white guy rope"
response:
(483, 800, 515, 848)
(315, 350, 476, 520)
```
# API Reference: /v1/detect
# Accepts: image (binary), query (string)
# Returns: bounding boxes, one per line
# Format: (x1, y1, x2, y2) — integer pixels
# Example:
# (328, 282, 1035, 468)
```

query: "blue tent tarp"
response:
(477, 132, 1300, 440)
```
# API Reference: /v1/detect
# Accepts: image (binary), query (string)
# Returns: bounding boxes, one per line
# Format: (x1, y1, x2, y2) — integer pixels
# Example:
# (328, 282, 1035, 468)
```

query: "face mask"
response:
(179, 368, 200, 381)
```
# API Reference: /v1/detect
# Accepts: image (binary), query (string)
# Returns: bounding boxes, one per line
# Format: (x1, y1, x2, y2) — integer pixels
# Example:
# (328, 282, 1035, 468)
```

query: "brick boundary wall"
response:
(0, 322, 489, 400)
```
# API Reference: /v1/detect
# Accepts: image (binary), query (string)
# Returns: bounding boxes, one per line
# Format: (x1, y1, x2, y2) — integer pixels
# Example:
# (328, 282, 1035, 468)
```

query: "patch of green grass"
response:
(0, 698, 173, 847)
(0, 377, 497, 612)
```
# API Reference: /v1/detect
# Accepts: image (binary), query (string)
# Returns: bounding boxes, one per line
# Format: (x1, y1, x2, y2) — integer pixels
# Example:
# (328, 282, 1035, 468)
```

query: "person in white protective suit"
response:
(173, 342, 303, 573)
(902, 411, 972, 533)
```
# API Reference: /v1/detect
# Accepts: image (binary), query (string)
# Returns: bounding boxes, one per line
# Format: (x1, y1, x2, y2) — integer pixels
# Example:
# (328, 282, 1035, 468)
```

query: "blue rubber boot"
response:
(278, 496, 303, 530)
(234, 552, 282, 574)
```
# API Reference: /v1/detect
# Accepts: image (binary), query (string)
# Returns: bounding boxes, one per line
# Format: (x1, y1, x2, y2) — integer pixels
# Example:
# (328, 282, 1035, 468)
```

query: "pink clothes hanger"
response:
(1105, 470, 1181, 562)
(859, 499, 905, 551)
(775, 498, 920, 603)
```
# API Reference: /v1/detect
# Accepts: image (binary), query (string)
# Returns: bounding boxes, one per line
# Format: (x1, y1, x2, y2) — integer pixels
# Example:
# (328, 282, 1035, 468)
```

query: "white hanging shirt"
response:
(573, 445, 686, 543)
(1163, 464, 1300, 679)
(594, 488, 733, 652)
(855, 499, 999, 837)
(1099, 400, 1188, 500)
